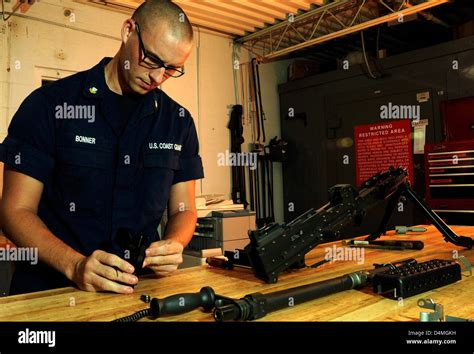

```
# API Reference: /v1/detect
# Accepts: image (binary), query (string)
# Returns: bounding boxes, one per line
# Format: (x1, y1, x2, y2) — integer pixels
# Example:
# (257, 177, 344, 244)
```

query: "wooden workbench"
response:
(0, 225, 473, 322)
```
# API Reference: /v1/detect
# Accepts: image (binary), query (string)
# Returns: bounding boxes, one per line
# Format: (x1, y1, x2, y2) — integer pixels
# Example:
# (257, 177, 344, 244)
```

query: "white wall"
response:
(163, 28, 236, 198)
(0, 0, 125, 143)
(257, 59, 294, 224)
(0, 0, 289, 223)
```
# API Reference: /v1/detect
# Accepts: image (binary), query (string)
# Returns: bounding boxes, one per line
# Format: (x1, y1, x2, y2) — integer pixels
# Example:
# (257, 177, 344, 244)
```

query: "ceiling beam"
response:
(187, 14, 246, 36)
(178, 3, 257, 32)
(303, 0, 326, 5)
(238, 0, 451, 61)
(73, 0, 360, 39)
(227, 0, 288, 20)
(283, 0, 315, 11)
(186, 0, 274, 25)
(250, 0, 302, 14)
(236, 0, 354, 42)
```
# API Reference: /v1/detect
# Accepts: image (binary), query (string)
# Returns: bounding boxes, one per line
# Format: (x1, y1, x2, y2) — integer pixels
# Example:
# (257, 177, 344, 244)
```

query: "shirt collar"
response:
(82, 57, 160, 116)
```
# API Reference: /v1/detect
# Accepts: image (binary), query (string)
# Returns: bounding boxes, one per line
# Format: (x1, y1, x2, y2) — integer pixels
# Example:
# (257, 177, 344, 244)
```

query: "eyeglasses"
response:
(134, 22, 185, 78)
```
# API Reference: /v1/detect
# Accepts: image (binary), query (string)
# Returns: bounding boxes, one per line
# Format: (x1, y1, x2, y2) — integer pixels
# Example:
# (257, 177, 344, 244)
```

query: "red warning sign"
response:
(354, 120, 414, 186)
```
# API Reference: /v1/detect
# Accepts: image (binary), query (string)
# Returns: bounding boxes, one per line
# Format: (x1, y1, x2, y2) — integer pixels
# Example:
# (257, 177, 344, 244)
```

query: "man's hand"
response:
(72, 250, 138, 294)
(143, 180, 197, 277)
(1, 167, 138, 294)
(143, 239, 183, 276)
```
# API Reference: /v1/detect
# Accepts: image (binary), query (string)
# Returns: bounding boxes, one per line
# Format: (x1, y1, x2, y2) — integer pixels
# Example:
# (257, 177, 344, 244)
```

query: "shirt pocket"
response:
(55, 145, 113, 216)
(142, 152, 180, 213)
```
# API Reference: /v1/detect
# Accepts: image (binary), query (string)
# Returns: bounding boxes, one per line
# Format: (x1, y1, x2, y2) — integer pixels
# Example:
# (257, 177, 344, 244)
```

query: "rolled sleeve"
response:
(173, 115, 204, 184)
(0, 89, 55, 184)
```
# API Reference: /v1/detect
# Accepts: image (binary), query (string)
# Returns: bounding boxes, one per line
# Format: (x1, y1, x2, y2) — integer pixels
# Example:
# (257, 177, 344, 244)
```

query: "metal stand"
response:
(366, 183, 474, 249)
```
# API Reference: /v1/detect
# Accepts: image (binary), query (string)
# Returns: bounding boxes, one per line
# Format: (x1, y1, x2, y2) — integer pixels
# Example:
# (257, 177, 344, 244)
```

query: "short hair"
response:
(132, 0, 193, 42)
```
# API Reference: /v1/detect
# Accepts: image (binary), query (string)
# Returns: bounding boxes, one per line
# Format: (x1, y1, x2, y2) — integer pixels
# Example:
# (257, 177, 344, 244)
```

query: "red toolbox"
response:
(425, 140, 474, 224)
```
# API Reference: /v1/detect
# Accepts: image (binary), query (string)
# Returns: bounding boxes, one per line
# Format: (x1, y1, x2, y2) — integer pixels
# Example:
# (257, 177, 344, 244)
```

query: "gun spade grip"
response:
(149, 287, 215, 318)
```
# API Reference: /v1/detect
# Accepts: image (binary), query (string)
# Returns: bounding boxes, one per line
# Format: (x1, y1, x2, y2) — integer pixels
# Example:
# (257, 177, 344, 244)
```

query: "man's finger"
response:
(144, 254, 182, 267)
(90, 273, 134, 294)
(146, 241, 183, 257)
(148, 264, 178, 275)
(95, 264, 138, 286)
(94, 250, 135, 274)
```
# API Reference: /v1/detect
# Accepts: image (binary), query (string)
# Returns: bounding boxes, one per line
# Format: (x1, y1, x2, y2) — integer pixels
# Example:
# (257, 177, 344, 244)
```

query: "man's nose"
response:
(149, 67, 166, 86)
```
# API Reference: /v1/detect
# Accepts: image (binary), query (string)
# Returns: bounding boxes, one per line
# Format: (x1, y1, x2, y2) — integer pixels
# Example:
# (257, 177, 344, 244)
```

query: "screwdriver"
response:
(343, 239, 424, 250)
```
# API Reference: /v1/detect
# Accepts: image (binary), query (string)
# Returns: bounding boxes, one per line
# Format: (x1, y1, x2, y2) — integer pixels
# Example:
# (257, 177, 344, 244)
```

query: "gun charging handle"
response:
(116, 228, 148, 277)
(149, 287, 216, 318)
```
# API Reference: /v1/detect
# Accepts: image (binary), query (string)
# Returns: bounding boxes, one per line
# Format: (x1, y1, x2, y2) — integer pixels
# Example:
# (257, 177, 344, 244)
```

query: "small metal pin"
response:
(140, 294, 151, 303)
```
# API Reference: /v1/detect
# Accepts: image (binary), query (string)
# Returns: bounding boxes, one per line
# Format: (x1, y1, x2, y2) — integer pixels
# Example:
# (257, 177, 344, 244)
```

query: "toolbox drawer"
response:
(425, 141, 474, 225)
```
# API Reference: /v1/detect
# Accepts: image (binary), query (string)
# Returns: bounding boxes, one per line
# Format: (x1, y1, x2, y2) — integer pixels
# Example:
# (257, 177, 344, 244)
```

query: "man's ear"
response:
(121, 19, 135, 45)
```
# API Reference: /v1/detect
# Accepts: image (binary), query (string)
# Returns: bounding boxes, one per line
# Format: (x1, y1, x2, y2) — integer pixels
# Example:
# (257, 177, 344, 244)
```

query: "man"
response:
(0, 0, 203, 295)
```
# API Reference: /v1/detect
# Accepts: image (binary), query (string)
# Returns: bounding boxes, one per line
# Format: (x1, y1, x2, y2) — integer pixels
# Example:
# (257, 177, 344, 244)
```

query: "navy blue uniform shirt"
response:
(0, 58, 204, 294)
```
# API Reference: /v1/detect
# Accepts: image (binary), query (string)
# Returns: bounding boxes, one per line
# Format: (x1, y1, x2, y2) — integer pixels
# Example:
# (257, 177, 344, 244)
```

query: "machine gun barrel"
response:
(213, 260, 413, 322)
